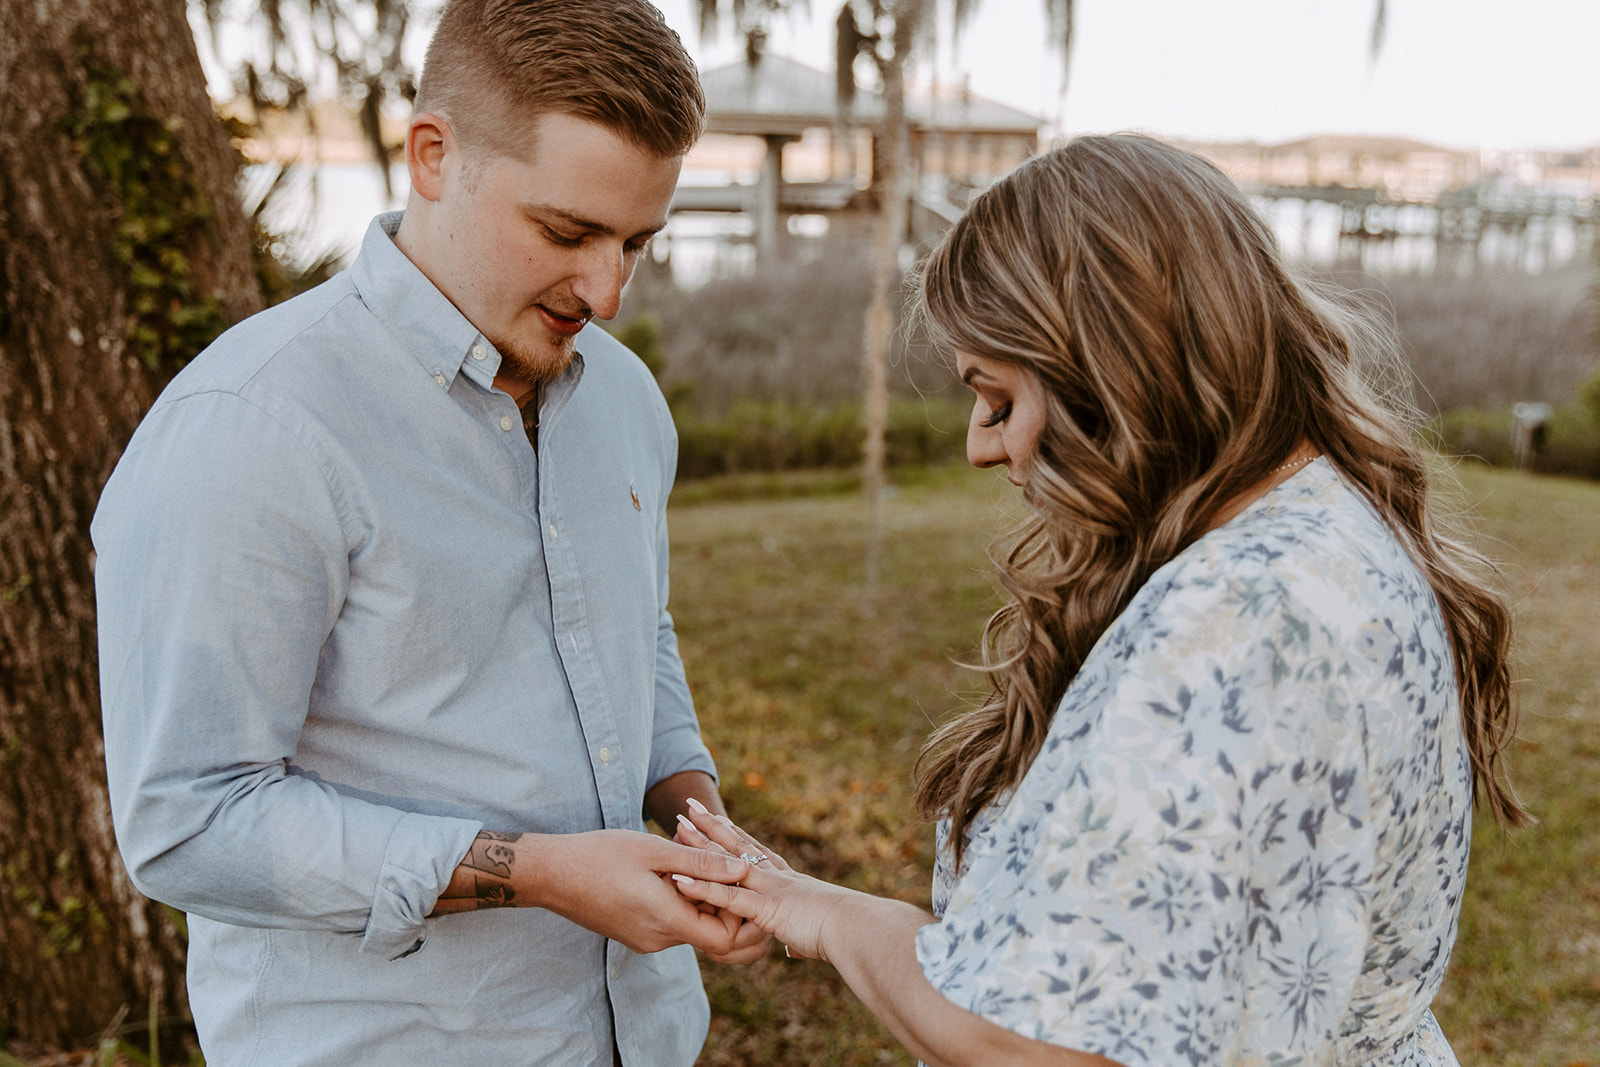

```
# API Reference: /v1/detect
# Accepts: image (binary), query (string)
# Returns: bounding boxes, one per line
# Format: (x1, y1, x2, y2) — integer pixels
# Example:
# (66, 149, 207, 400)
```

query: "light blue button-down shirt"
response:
(93, 213, 717, 1065)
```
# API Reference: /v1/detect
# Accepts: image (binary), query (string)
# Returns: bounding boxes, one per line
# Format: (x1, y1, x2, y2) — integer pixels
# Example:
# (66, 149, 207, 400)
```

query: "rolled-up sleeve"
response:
(94, 391, 480, 959)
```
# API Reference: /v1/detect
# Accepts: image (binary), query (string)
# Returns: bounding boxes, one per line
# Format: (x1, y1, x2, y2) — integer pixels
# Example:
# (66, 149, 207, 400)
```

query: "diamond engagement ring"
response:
(739, 851, 768, 866)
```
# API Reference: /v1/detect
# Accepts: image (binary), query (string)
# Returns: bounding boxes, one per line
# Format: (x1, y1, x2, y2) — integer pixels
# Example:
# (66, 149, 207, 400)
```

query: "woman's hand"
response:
(674, 801, 1122, 1067)
(671, 799, 858, 963)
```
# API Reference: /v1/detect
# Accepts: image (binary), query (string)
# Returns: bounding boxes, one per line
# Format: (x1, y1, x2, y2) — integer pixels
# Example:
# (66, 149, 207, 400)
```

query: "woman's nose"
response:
(966, 417, 1006, 469)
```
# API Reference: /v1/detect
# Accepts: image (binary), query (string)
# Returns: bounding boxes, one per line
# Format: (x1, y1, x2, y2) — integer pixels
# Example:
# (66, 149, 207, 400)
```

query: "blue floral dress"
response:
(917, 460, 1470, 1066)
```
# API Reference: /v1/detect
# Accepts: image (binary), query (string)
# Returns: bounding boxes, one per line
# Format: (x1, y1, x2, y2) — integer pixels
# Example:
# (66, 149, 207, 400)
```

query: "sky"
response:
(651, 0, 1600, 152)
(198, 0, 1598, 152)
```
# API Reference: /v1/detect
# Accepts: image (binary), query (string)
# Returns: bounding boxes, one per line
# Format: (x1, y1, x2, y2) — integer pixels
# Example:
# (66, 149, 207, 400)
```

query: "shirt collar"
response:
(350, 212, 494, 391)
(351, 212, 597, 404)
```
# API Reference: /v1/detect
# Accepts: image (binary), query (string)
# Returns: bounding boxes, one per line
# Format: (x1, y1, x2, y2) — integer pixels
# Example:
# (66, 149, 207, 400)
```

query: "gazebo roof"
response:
(911, 85, 1043, 136)
(700, 54, 1041, 139)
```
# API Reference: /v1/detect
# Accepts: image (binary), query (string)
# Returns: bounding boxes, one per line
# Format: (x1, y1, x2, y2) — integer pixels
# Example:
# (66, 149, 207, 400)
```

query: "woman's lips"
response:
(536, 305, 590, 336)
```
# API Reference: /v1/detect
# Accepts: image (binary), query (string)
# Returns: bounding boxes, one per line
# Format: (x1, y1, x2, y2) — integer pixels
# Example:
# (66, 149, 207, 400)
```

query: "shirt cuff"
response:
(360, 811, 483, 960)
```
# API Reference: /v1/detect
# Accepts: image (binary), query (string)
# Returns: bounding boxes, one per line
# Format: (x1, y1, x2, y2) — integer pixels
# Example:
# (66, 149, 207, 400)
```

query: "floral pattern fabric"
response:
(917, 460, 1471, 1066)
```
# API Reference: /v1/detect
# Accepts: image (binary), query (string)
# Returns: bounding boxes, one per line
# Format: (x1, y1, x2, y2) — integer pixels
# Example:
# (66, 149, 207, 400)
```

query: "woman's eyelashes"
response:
(980, 400, 1013, 428)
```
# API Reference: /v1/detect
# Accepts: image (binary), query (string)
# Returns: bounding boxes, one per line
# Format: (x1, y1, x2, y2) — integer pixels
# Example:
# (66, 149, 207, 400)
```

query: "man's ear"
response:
(406, 112, 452, 202)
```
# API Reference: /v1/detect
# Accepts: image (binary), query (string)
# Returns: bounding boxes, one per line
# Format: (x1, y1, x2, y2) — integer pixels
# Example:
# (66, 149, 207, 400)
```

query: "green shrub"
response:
(1428, 408, 1517, 468)
(674, 397, 968, 480)
(1579, 364, 1600, 426)
(610, 312, 667, 378)
(1429, 402, 1600, 480)
(1540, 401, 1600, 479)
(608, 312, 694, 413)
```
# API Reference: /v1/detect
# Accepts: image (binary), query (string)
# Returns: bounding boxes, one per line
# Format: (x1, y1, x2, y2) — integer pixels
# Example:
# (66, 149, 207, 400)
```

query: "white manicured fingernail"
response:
(685, 797, 710, 815)
(676, 813, 698, 833)
(671, 874, 694, 885)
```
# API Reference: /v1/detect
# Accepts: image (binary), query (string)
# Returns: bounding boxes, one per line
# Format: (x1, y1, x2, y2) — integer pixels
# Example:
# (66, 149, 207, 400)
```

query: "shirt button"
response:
(548, 522, 558, 539)
(471, 344, 487, 360)
(499, 415, 513, 432)
(610, 963, 620, 980)
(433, 371, 447, 387)
(598, 746, 611, 764)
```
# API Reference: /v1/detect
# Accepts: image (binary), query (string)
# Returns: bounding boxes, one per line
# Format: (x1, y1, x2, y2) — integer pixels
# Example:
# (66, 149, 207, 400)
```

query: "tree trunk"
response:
(0, 0, 260, 1046)
(861, 0, 922, 589)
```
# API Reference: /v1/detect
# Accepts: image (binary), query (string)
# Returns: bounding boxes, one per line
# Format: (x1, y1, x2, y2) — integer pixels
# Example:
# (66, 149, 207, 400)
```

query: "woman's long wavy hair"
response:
(912, 134, 1528, 870)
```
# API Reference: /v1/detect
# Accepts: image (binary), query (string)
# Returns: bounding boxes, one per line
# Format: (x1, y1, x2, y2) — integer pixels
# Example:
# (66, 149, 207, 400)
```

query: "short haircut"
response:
(415, 0, 705, 159)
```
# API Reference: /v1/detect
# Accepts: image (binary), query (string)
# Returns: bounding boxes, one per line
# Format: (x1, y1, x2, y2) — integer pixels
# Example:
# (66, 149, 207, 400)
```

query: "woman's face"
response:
(957, 352, 1049, 486)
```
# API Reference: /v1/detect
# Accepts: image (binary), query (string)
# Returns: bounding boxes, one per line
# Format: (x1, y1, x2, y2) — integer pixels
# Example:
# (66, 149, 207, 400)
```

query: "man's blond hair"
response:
(416, 0, 705, 159)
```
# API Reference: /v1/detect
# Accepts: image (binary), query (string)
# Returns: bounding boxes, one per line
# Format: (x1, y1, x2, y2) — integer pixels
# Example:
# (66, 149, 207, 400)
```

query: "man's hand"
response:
(671, 802, 849, 963)
(432, 827, 753, 956)
(643, 771, 774, 964)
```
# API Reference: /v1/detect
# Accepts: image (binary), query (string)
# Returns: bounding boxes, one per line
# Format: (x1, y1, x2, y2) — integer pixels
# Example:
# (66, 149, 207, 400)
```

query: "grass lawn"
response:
(672, 462, 1600, 1066)
(1429, 466, 1600, 1063)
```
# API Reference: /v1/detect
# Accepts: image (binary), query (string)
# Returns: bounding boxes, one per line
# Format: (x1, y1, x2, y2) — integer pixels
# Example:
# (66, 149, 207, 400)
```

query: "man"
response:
(92, 2, 762, 1062)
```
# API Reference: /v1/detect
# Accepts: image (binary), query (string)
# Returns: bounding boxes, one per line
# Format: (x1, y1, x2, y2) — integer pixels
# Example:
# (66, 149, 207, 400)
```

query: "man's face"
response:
(421, 112, 682, 387)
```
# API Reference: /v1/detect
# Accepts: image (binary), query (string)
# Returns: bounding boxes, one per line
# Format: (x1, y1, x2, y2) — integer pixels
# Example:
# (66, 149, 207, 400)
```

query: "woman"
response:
(672, 134, 1525, 1067)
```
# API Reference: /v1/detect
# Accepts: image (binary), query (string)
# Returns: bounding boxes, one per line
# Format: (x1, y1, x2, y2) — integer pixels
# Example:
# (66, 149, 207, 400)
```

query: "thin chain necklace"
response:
(1270, 454, 1319, 476)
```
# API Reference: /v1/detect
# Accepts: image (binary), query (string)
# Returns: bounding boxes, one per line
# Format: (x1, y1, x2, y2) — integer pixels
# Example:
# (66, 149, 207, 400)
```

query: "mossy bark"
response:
(0, 0, 261, 1045)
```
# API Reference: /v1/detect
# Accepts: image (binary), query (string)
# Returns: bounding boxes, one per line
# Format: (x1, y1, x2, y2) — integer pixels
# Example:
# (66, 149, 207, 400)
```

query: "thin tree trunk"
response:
(862, 0, 922, 589)
(0, 0, 260, 1046)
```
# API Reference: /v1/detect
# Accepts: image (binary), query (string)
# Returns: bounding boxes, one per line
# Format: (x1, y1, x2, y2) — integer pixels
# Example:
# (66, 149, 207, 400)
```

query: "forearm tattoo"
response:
(439, 830, 525, 909)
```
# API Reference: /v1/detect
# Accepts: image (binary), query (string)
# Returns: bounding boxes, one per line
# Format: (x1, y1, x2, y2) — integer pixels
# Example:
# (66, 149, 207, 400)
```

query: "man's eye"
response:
(545, 229, 582, 247)
(980, 401, 1013, 428)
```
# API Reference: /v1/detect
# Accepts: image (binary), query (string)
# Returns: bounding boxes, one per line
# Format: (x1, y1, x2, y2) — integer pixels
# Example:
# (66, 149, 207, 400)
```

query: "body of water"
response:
(250, 162, 1591, 287)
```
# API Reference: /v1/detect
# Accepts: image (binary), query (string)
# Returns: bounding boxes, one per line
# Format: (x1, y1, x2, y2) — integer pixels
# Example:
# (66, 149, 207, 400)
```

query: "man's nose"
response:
(572, 242, 626, 321)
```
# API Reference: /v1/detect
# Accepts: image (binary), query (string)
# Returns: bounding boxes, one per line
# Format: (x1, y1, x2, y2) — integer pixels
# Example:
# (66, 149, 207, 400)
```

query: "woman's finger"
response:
(682, 798, 747, 853)
(675, 813, 735, 856)
(683, 799, 792, 873)
(714, 818, 791, 873)
(670, 874, 765, 924)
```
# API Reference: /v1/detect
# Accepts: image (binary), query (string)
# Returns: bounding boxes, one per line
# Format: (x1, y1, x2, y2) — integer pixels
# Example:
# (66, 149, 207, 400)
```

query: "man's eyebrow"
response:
(525, 203, 667, 238)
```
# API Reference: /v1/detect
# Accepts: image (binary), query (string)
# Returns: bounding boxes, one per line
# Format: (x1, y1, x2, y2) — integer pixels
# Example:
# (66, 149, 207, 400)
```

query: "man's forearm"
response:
(432, 830, 526, 913)
(431, 769, 726, 918)
(429, 825, 753, 955)
(643, 769, 723, 830)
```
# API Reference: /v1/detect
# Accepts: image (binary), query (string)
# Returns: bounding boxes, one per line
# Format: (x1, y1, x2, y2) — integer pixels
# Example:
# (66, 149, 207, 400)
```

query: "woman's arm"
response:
(827, 891, 1122, 1067)
(673, 809, 1124, 1067)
